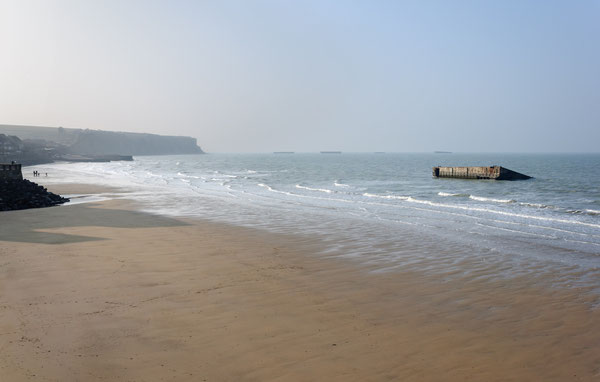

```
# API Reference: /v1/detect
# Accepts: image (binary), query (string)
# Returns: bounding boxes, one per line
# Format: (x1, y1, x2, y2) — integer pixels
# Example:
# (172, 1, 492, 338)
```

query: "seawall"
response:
(0, 163, 23, 180)
(0, 163, 69, 211)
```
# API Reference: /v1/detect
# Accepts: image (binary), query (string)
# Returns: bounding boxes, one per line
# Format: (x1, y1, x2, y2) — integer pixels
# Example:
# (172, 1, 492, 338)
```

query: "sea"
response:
(32, 153, 600, 294)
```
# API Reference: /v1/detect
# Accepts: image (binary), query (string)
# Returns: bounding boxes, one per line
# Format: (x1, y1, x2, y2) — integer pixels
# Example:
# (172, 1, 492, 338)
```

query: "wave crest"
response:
(469, 195, 515, 204)
(363, 192, 410, 201)
(296, 185, 334, 194)
(438, 192, 469, 197)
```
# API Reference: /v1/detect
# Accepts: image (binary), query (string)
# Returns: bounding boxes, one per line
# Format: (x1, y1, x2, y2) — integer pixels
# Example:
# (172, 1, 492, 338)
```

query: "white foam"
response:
(258, 183, 295, 197)
(438, 192, 469, 197)
(296, 184, 334, 193)
(469, 195, 515, 203)
(438, 192, 457, 197)
(363, 192, 410, 201)
(214, 171, 237, 178)
(258, 183, 273, 191)
(362, 193, 600, 229)
(408, 198, 600, 229)
(519, 202, 551, 209)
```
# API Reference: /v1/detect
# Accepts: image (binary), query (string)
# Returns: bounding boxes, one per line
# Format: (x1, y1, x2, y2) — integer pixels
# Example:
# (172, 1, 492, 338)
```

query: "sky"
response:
(0, 0, 599, 153)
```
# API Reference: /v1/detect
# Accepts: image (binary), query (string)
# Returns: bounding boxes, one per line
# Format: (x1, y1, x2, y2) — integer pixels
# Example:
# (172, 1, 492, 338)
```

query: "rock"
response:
(0, 179, 70, 211)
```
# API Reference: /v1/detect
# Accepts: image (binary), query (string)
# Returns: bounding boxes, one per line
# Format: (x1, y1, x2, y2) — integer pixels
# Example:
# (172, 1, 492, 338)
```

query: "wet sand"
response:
(0, 184, 599, 381)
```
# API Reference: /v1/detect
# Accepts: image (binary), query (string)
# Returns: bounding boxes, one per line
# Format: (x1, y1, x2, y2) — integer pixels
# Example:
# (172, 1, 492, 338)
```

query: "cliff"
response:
(0, 124, 204, 158)
(68, 130, 203, 156)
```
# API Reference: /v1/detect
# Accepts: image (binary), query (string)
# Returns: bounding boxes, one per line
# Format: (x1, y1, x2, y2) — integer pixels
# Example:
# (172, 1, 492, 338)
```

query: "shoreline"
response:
(1, 184, 599, 380)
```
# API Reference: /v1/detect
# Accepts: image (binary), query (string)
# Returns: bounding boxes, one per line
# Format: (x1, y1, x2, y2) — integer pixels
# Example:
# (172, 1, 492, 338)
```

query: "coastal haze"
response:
(2, 1, 600, 382)
(1, 0, 599, 153)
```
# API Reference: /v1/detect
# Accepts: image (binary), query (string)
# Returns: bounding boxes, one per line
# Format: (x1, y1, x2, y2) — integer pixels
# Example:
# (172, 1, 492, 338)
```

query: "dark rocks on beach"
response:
(0, 179, 70, 211)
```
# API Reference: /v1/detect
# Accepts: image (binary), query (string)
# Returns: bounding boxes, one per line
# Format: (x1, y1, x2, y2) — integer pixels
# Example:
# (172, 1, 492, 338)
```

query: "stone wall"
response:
(0, 163, 23, 180)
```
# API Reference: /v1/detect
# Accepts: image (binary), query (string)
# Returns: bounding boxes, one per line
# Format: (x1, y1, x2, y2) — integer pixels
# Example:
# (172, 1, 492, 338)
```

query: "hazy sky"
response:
(1, 0, 598, 153)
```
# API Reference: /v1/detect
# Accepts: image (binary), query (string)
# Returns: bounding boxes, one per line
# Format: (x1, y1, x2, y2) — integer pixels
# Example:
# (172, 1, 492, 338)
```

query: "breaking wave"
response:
(296, 185, 334, 193)
(469, 195, 515, 204)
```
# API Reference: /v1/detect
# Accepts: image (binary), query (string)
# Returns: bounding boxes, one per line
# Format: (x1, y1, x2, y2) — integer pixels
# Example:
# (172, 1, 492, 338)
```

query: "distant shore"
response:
(0, 183, 598, 381)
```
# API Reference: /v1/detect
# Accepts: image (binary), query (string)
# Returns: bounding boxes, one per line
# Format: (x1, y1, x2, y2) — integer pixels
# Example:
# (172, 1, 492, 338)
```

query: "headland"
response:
(0, 124, 204, 166)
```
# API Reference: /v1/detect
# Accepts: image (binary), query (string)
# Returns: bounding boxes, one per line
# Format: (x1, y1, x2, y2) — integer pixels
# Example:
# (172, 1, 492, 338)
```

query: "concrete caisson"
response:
(432, 166, 531, 181)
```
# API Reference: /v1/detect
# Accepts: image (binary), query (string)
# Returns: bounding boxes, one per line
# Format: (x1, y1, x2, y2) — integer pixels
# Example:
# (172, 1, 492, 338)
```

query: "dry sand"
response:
(0, 184, 599, 381)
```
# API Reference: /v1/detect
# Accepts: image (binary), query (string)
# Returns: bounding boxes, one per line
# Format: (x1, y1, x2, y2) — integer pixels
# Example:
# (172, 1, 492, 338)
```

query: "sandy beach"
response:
(1, 184, 599, 381)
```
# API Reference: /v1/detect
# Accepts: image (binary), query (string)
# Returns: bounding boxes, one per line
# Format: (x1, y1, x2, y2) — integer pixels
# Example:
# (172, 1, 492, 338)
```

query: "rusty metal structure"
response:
(432, 166, 531, 181)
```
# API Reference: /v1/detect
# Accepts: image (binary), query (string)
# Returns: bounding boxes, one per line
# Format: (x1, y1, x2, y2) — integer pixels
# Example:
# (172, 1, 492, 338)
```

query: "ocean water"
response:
(33, 153, 600, 292)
